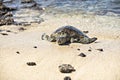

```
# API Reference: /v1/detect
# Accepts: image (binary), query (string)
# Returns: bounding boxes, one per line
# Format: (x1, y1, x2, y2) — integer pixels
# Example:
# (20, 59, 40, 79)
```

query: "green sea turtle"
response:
(41, 25, 97, 45)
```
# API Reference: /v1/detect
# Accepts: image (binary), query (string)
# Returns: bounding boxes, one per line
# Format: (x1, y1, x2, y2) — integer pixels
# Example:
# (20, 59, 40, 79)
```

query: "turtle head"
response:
(41, 33, 49, 40)
(41, 33, 56, 42)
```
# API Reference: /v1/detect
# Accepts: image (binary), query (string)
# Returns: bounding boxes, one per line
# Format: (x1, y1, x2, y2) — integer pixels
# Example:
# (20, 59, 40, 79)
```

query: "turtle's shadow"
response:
(59, 42, 71, 46)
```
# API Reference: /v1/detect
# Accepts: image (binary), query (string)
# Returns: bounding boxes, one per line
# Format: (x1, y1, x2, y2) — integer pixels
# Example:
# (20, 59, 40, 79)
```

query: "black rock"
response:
(96, 49, 103, 52)
(33, 46, 37, 48)
(6, 30, 11, 32)
(16, 51, 20, 54)
(18, 27, 26, 31)
(0, 33, 8, 35)
(83, 31, 89, 34)
(88, 47, 92, 52)
(88, 49, 92, 52)
(77, 48, 80, 51)
(64, 76, 71, 80)
(58, 64, 75, 73)
(78, 53, 86, 57)
(27, 62, 36, 66)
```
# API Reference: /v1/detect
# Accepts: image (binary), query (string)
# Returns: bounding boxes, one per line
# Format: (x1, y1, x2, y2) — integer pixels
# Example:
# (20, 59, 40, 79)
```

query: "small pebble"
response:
(78, 53, 86, 57)
(96, 49, 103, 52)
(88, 49, 92, 52)
(83, 31, 89, 34)
(1, 33, 8, 35)
(16, 51, 20, 54)
(27, 62, 36, 66)
(77, 48, 80, 51)
(64, 76, 71, 80)
(18, 27, 26, 31)
(6, 30, 11, 32)
(88, 47, 92, 52)
(33, 46, 37, 48)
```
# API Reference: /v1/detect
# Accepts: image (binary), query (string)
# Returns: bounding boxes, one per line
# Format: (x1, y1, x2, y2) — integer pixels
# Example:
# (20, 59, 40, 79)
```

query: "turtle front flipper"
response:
(70, 37, 80, 43)
(57, 37, 70, 45)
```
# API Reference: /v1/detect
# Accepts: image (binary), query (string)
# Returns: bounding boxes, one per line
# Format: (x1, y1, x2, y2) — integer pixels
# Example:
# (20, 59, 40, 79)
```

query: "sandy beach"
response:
(0, 13, 120, 80)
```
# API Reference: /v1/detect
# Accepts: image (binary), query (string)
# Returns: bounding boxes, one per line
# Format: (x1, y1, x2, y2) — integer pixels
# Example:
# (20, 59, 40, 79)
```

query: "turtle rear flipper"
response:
(78, 37, 97, 44)
(88, 37, 97, 43)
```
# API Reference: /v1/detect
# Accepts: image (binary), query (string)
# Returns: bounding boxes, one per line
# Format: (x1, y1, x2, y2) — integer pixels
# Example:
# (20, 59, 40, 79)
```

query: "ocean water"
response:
(34, 0, 120, 15)
(4, 0, 120, 15)
(3, 0, 120, 22)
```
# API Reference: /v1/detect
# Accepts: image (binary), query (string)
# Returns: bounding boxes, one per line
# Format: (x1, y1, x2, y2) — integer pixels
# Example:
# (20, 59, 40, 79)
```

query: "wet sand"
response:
(0, 14, 120, 80)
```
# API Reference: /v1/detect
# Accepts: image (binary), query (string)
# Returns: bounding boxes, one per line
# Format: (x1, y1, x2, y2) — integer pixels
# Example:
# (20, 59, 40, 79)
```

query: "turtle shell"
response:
(52, 25, 88, 39)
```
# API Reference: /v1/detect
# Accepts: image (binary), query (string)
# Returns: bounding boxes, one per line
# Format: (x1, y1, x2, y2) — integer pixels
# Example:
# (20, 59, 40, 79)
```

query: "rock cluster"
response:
(0, 12, 14, 26)
(58, 64, 75, 73)
(0, 1, 15, 26)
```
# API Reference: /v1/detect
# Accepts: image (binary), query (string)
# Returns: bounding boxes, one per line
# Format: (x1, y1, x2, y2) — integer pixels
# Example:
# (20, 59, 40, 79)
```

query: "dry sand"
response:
(0, 14, 120, 80)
